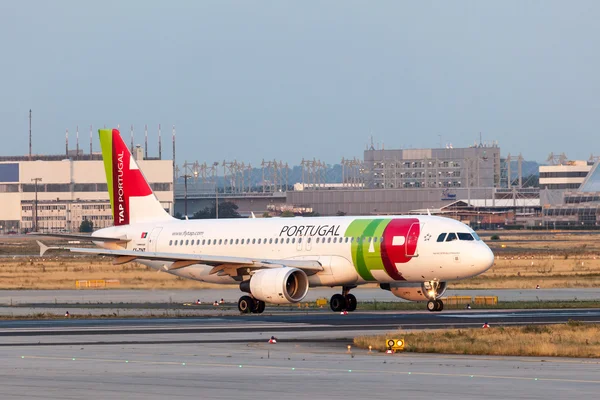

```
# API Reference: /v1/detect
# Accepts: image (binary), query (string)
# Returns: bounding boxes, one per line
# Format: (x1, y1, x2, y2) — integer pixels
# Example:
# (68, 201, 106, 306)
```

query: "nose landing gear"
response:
(330, 286, 357, 312)
(423, 281, 445, 312)
(426, 299, 444, 312)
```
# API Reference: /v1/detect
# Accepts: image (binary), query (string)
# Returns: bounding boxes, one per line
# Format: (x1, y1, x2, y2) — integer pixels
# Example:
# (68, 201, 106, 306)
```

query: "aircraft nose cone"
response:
(475, 244, 495, 273)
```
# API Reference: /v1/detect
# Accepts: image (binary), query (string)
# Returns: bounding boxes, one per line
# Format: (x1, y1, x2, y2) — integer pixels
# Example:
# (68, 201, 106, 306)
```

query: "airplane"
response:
(38, 128, 495, 313)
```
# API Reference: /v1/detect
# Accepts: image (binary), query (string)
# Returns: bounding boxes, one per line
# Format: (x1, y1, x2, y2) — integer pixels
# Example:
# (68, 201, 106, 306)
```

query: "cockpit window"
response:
(445, 233, 457, 242)
(471, 231, 481, 241)
(436, 233, 447, 242)
(457, 232, 474, 241)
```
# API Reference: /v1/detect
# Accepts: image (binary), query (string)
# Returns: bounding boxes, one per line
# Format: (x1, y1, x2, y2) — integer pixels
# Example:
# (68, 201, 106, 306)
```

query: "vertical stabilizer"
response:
(99, 128, 172, 226)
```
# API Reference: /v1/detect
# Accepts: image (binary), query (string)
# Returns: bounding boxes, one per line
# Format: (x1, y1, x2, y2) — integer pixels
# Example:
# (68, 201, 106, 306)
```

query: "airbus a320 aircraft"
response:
(39, 129, 494, 313)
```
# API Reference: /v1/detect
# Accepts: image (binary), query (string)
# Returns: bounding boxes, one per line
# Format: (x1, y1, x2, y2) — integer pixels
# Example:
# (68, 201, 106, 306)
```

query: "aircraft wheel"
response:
(436, 299, 444, 312)
(427, 300, 437, 312)
(254, 300, 266, 314)
(238, 296, 255, 314)
(330, 294, 347, 312)
(345, 294, 357, 312)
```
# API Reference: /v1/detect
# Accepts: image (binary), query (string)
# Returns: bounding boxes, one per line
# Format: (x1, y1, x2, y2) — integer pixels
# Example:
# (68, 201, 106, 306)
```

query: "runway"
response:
(1, 309, 600, 399)
(2, 308, 600, 345)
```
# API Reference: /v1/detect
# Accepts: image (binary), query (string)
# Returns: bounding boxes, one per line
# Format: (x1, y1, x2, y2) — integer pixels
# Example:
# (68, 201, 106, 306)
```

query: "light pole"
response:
(183, 174, 191, 218)
(31, 178, 42, 232)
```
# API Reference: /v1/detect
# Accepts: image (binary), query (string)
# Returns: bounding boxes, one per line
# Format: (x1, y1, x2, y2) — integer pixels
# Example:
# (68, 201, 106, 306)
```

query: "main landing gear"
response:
(330, 286, 357, 312)
(238, 295, 266, 314)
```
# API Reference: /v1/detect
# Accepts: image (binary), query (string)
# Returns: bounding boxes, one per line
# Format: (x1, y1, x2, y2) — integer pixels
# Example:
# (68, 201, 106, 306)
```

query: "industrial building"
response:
(539, 160, 592, 190)
(541, 159, 600, 227)
(0, 151, 173, 233)
(363, 144, 501, 189)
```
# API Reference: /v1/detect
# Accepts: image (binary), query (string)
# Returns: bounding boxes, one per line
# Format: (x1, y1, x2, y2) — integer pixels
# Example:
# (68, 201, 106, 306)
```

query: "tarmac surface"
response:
(2, 308, 600, 345)
(1, 309, 600, 399)
(1, 287, 598, 305)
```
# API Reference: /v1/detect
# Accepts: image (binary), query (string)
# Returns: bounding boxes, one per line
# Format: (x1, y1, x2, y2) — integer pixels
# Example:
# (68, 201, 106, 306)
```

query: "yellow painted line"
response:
(19, 355, 600, 384)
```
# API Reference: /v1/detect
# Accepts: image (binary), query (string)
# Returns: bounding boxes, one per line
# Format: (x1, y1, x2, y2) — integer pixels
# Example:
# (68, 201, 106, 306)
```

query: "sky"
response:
(2, 1, 599, 165)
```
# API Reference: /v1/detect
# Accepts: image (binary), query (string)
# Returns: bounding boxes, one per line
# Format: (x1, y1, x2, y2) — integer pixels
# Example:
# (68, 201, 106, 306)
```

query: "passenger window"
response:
(292, 238, 296, 244)
(264, 238, 267, 243)
(252, 239, 256, 244)
(185, 240, 189, 246)
(445, 233, 457, 242)
(207, 239, 210, 245)
(274, 238, 278, 244)
(218, 239, 222, 245)
(241, 239, 244, 245)
(298, 238, 302, 244)
(286, 238, 290, 244)
(458, 233, 474, 241)
(202, 239, 206, 245)
(258, 238, 262, 244)
(269, 238, 272, 244)
(316, 237, 320, 243)
(351, 237, 355, 243)
(327, 237, 332, 243)
(437, 233, 446, 242)
(235, 239, 239, 244)
(169, 240, 172, 246)
(307, 238, 311, 243)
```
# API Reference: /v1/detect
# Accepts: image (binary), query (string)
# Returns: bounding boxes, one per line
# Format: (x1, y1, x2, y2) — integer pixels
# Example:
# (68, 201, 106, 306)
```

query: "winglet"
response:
(37, 241, 49, 257)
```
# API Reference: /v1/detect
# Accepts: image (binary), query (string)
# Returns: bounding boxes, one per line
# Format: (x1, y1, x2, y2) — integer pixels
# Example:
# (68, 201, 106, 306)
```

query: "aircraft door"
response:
(147, 227, 163, 252)
(405, 223, 420, 257)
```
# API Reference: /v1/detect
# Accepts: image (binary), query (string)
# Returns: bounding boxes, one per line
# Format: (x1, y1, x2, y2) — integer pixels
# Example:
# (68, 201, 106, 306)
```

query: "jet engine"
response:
(381, 282, 448, 301)
(240, 267, 309, 304)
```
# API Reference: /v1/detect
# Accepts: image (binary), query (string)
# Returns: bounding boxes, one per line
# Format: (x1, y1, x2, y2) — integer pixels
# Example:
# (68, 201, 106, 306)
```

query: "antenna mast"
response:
(28, 109, 32, 160)
(158, 124, 162, 159)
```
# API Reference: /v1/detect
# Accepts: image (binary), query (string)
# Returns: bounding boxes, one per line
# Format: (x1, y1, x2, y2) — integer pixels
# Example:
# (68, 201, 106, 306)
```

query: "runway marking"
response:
(18, 355, 600, 385)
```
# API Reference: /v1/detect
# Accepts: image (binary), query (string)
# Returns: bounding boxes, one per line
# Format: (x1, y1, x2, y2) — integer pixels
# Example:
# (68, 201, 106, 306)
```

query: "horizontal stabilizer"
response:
(29, 232, 130, 243)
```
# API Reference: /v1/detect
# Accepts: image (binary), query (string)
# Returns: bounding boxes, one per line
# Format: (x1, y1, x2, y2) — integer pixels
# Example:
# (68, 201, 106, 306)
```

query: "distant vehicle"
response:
(37, 129, 494, 314)
(7, 231, 17, 235)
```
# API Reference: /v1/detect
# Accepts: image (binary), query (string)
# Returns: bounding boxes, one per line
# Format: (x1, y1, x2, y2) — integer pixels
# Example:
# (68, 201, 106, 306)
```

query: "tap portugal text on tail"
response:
(38, 128, 494, 313)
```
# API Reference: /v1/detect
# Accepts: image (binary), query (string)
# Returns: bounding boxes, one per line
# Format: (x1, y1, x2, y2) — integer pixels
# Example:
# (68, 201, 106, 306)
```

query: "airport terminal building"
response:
(0, 153, 173, 233)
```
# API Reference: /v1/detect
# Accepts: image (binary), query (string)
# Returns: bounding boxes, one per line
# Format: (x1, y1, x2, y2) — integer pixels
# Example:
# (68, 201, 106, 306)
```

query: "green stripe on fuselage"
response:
(345, 219, 391, 281)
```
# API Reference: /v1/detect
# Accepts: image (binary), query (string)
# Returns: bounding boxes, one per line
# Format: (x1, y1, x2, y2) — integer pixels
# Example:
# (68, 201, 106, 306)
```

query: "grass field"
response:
(0, 257, 222, 290)
(1, 231, 600, 290)
(354, 321, 600, 357)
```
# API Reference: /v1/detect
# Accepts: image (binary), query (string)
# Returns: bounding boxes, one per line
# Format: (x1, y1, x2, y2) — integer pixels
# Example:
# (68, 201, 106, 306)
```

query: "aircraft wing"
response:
(29, 232, 130, 243)
(37, 241, 323, 276)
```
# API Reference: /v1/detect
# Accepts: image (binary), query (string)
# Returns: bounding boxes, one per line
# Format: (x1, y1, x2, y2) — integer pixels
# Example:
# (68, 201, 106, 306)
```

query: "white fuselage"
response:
(94, 215, 494, 287)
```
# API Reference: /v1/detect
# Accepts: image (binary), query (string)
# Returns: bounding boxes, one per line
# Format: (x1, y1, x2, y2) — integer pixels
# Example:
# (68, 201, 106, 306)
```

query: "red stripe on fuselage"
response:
(380, 218, 420, 280)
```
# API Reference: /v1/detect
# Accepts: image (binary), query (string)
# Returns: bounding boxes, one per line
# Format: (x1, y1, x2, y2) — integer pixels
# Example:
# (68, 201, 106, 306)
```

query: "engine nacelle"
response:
(381, 282, 448, 301)
(240, 267, 309, 304)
